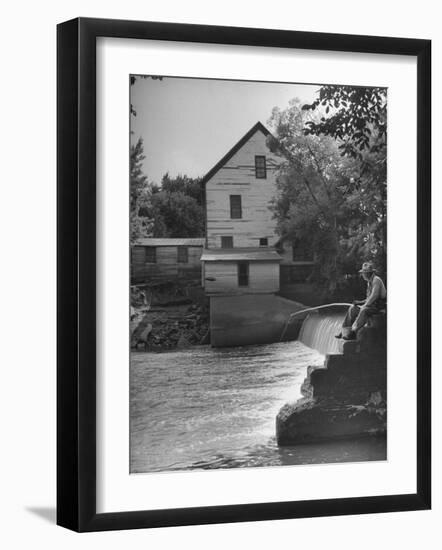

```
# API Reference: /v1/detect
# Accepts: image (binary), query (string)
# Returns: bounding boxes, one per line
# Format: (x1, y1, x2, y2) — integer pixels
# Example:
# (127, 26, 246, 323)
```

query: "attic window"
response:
(259, 238, 268, 246)
(255, 155, 267, 179)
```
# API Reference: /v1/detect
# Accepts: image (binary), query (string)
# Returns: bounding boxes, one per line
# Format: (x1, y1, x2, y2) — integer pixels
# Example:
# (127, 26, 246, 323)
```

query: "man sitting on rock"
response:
(336, 262, 387, 341)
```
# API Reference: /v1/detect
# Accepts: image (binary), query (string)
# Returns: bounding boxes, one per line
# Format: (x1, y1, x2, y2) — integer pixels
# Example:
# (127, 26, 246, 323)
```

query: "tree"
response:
(161, 173, 203, 205)
(149, 174, 204, 238)
(130, 138, 148, 210)
(302, 86, 387, 274)
(129, 76, 204, 240)
(130, 138, 153, 243)
(302, 85, 387, 159)
(129, 139, 204, 240)
(269, 99, 357, 296)
(268, 97, 387, 298)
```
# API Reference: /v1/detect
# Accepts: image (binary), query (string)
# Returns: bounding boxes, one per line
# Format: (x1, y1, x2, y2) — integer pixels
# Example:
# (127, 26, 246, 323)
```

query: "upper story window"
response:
(221, 236, 234, 248)
(259, 238, 268, 246)
(177, 246, 189, 263)
(255, 155, 267, 179)
(144, 246, 156, 263)
(230, 195, 242, 219)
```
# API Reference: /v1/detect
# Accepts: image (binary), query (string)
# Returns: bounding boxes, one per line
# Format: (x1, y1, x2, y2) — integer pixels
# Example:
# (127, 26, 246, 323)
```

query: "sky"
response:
(130, 76, 320, 186)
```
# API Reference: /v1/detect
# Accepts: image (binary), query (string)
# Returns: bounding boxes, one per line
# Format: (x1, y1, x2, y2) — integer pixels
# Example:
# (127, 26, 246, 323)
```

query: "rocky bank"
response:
(130, 282, 209, 351)
(276, 316, 387, 445)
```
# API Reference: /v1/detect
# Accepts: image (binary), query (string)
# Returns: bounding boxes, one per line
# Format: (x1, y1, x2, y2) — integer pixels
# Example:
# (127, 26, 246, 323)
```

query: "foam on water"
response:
(130, 341, 323, 472)
(130, 330, 385, 473)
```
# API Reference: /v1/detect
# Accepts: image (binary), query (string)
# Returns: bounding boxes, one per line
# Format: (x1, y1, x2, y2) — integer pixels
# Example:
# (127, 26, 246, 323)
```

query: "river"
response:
(130, 341, 386, 473)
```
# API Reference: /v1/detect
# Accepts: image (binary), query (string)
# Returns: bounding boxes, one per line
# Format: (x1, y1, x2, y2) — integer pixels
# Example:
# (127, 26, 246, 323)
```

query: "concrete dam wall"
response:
(209, 294, 306, 347)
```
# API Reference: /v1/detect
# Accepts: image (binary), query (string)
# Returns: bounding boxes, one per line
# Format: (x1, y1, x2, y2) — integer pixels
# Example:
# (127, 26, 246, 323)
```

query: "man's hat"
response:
(359, 261, 375, 273)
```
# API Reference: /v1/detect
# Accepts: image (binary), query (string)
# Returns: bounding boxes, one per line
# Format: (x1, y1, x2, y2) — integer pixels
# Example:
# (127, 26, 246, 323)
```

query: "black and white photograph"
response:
(129, 75, 388, 474)
(0, 0, 435, 543)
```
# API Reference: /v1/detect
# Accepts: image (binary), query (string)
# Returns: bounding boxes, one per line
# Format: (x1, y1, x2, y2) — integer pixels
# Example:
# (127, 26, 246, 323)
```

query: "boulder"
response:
(276, 397, 386, 445)
(276, 319, 387, 446)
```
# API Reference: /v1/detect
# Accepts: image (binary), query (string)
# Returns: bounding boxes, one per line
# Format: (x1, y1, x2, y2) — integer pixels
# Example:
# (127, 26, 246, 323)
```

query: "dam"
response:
(277, 308, 387, 446)
(130, 307, 386, 473)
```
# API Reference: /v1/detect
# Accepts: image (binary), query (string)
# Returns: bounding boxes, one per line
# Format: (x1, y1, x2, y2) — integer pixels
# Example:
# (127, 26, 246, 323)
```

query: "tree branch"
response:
(302, 176, 328, 219)
(307, 144, 332, 201)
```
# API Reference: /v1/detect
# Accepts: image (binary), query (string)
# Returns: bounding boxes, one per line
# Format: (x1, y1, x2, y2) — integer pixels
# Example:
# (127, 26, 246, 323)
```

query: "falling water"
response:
(298, 311, 346, 355)
(130, 306, 387, 473)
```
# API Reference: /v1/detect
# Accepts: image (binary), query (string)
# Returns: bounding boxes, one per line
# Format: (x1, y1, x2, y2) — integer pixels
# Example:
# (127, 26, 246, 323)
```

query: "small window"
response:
(144, 246, 156, 263)
(292, 240, 314, 262)
(255, 155, 267, 179)
(259, 238, 268, 246)
(177, 246, 189, 263)
(238, 261, 249, 287)
(221, 236, 234, 248)
(230, 195, 242, 219)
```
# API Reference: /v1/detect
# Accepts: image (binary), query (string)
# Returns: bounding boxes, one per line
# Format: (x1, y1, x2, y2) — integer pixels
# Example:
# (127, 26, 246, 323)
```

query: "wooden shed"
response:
(131, 238, 205, 284)
(201, 247, 281, 295)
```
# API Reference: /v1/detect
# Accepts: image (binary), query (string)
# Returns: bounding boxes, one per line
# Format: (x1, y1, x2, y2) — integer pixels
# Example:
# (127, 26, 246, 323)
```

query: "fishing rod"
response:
(280, 302, 352, 341)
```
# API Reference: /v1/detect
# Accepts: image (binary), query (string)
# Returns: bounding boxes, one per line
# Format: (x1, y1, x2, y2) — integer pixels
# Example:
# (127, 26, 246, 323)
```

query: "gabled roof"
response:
(200, 121, 273, 185)
(201, 247, 282, 262)
(134, 238, 205, 247)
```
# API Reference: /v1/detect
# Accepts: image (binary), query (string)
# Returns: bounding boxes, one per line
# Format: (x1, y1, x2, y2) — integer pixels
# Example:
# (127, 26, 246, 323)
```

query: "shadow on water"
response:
(275, 435, 387, 467)
(186, 435, 386, 471)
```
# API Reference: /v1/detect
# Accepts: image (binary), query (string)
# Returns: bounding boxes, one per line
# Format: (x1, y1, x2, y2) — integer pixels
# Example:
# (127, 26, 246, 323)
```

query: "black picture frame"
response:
(57, 17, 431, 532)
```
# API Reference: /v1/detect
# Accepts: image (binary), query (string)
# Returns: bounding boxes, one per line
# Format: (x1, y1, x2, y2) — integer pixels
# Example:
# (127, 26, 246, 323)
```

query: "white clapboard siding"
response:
(204, 262, 238, 294)
(204, 261, 279, 294)
(249, 262, 280, 292)
(205, 129, 282, 248)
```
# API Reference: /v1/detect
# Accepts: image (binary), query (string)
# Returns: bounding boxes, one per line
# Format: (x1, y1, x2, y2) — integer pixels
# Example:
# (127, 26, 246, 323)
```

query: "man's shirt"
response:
(365, 275, 387, 307)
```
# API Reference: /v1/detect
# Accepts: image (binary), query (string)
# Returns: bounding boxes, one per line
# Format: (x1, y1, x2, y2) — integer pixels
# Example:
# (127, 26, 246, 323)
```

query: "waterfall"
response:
(298, 311, 346, 355)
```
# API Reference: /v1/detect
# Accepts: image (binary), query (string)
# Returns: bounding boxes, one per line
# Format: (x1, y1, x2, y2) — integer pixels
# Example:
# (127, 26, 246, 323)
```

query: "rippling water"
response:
(130, 341, 386, 473)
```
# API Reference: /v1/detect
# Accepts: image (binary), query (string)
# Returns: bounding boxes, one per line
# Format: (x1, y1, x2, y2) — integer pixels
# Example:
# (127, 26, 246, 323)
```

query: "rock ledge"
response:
(276, 321, 387, 446)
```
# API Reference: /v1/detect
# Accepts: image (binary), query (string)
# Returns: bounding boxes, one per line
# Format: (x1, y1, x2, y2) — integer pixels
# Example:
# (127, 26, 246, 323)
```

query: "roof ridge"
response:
(200, 121, 273, 185)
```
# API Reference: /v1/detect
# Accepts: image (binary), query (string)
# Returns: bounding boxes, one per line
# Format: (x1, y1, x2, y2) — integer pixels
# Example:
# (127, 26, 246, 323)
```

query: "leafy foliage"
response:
(130, 138, 153, 243)
(147, 173, 204, 238)
(302, 86, 387, 159)
(130, 77, 204, 241)
(160, 173, 204, 206)
(130, 138, 148, 210)
(149, 189, 204, 238)
(302, 86, 387, 277)
(130, 139, 204, 242)
(268, 96, 387, 299)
